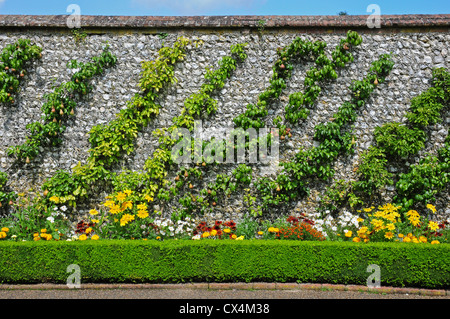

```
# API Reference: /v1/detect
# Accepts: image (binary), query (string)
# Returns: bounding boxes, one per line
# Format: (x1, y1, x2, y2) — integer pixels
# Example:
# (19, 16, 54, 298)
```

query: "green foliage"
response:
(285, 31, 363, 124)
(353, 146, 393, 197)
(349, 67, 449, 209)
(374, 122, 427, 159)
(7, 45, 117, 162)
(319, 179, 362, 214)
(256, 19, 266, 33)
(41, 170, 87, 206)
(157, 32, 169, 40)
(71, 28, 87, 42)
(395, 135, 450, 211)
(173, 42, 247, 131)
(0, 39, 42, 103)
(257, 53, 394, 212)
(0, 172, 17, 208)
(0, 240, 448, 288)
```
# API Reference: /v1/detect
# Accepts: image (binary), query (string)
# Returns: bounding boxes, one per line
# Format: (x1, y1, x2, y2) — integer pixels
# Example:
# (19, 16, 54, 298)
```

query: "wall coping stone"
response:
(0, 14, 449, 31)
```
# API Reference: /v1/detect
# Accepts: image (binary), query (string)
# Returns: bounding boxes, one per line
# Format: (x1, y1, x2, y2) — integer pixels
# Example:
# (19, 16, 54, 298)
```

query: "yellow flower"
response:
(223, 228, 231, 233)
(371, 219, 384, 231)
(156, 236, 161, 240)
(398, 233, 404, 238)
(116, 192, 127, 202)
(137, 210, 149, 219)
(104, 200, 115, 208)
(1, 227, 9, 232)
(79, 234, 87, 241)
(236, 235, 244, 240)
(363, 207, 372, 212)
(137, 203, 148, 211)
(386, 223, 396, 231)
(44, 234, 52, 241)
(352, 237, 361, 242)
(202, 232, 210, 238)
(409, 217, 421, 227)
(406, 210, 419, 217)
(91, 234, 99, 240)
(120, 214, 135, 226)
(257, 231, 264, 235)
(419, 236, 427, 243)
(428, 221, 439, 231)
(344, 230, 352, 238)
(358, 226, 368, 233)
(40, 229, 47, 233)
(210, 229, 217, 236)
(110, 204, 121, 215)
(403, 236, 411, 243)
(231, 234, 237, 239)
(33, 232, 39, 237)
(89, 209, 99, 216)
(85, 227, 92, 234)
(384, 232, 394, 239)
(144, 195, 154, 202)
(124, 189, 133, 196)
(49, 196, 60, 203)
(357, 218, 364, 223)
(0, 231, 6, 239)
(121, 201, 133, 211)
(431, 240, 440, 244)
(33, 236, 40, 241)
(426, 204, 436, 213)
(91, 219, 100, 224)
(412, 237, 419, 243)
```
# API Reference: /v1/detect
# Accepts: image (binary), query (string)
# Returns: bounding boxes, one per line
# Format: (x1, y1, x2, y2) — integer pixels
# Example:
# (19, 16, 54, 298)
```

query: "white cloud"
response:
(131, 0, 265, 15)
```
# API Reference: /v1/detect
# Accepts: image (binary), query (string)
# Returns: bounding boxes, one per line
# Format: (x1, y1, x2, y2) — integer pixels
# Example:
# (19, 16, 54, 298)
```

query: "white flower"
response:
(11, 235, 17, 239)
(192, 234, 201, 240)
(168, 226, 174, 232)
(331, 226, 337, 232)
(60, 206, 67, 212)
(46, 216, 55, 223)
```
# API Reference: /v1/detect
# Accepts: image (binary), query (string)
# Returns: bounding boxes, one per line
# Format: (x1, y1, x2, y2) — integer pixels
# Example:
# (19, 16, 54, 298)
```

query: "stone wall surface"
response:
(0, 15, 449, 222)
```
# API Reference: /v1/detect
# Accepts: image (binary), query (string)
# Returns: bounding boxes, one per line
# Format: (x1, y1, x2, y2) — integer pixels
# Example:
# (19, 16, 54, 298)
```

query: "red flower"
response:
(224, 220, 236, 230)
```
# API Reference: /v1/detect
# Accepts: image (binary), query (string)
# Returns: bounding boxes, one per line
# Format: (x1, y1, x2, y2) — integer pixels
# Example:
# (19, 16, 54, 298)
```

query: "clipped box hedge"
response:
(0, 240, 449, 288)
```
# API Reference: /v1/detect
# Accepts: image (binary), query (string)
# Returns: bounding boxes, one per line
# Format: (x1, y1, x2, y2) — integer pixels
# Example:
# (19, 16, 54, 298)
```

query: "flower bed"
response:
(1, 190, 448, 245)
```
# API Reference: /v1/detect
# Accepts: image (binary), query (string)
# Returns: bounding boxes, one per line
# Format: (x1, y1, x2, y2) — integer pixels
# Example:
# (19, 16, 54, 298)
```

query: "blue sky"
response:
(0, 0, 448, 16)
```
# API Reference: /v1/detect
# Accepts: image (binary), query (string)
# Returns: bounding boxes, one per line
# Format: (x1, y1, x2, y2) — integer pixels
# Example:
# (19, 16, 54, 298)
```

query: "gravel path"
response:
(1, 287, 448, 299)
